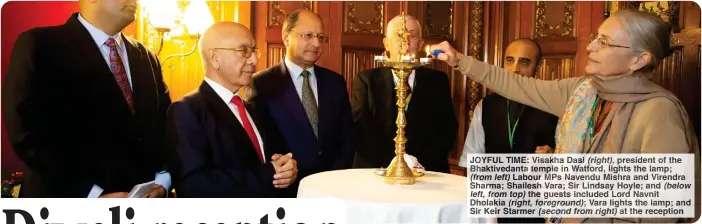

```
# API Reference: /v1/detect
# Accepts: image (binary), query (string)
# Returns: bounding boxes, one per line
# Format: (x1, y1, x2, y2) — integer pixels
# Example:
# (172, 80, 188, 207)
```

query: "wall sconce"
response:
(160, 0, 213, 66)
(140, 0, 214, 66)
(139, 1, 182, 55)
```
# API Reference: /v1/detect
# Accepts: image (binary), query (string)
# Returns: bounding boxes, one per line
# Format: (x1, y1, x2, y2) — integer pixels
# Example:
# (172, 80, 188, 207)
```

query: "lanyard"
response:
(588, 95, 602, 139)
(507, 100, 525, 150)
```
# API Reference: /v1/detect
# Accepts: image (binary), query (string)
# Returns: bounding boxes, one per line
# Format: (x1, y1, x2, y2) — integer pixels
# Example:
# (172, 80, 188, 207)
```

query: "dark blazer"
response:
(250, 62, 355, 192)
(165, 81, 288, 198)
(351, 67, 458, 173)
(2, 13, 171, 197)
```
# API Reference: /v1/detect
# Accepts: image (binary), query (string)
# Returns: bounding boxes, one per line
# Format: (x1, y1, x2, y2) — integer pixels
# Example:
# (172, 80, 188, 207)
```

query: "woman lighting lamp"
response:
(431, 9, 699, 223)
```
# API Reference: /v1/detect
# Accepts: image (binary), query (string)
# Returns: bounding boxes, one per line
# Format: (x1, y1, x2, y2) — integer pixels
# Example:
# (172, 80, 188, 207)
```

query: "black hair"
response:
(509, 38, 543, 64)
(282, 9, 322, 34)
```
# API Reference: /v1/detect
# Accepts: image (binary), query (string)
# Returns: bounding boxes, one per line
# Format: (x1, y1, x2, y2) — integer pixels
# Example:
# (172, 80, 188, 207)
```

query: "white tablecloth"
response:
(297, 168, 494, 224)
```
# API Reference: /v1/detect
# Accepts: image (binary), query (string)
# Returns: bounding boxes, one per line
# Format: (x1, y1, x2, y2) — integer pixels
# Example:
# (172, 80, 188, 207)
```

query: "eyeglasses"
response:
(590, 33, 631, 49)
(212, 47, 261, 58)
(289, 30, 329, 43)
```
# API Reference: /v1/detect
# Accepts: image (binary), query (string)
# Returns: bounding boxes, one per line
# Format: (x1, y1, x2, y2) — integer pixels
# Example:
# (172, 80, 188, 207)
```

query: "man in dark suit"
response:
(459, 38, 558, 223)
(2, 0, 171, 198)
(166, 22, 298, 198)
(351, 14, 458, 173)
(250, 9, 355, 196)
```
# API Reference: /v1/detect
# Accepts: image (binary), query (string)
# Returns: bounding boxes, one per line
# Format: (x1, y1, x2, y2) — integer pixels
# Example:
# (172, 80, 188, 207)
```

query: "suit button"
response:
(317, 151, 323, 156)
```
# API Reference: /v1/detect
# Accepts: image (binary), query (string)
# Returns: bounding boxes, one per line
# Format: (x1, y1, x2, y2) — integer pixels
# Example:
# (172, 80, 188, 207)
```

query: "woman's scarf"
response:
(555, 74, 698, 153)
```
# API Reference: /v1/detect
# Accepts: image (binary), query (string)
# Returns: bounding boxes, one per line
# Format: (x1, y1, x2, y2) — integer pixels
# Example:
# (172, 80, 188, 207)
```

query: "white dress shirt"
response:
(77, 14, 132, 88)
(284, 57, 319, 104)
(79, 14, 170, 198)
(204, 77, 266, 162)
(459, 99, 485, 168)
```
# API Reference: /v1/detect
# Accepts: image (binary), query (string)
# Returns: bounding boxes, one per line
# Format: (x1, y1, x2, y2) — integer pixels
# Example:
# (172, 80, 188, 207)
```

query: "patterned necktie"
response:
(105, 37, 134, 112)
(300, 70, 319, 138)
(231, 96, 264, 164)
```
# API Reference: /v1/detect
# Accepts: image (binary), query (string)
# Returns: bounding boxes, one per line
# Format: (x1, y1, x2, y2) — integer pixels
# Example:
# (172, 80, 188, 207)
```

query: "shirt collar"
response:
(392, 69, 416, 84)
(204, 77, 239, 104)
(77, 13, 124, 50)
(284, 56, 315, 80)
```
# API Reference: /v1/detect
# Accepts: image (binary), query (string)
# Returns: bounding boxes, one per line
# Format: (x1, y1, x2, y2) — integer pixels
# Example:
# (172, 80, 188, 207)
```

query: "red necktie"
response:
(105, 37, 134, 112)
(231, 96, 264, 164)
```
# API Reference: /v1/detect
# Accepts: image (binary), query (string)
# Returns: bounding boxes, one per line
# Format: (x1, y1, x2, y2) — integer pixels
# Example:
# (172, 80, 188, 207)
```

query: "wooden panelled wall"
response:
(136, 1, 251, 100)
(131, 1, 701, 176)
(253, 1, 471, 174)
(251, 1, 701, 175)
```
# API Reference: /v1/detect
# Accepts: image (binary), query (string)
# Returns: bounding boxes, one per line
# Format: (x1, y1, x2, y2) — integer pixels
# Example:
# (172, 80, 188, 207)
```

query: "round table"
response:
(297, 168, 494, 224)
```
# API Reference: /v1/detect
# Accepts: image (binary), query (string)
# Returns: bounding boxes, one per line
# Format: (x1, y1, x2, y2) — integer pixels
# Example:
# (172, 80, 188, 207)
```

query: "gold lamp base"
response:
(372, 11, 431, 185)
(383, 154, 424, 185)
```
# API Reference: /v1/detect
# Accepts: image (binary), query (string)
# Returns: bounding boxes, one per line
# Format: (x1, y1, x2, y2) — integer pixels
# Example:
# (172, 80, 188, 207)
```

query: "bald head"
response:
(200, 22, 258, 92)
(384, 14, 424, 60)
(503, 38, 542, 78)
(386, 15, 422, 38)
(200, 22, 253, 70)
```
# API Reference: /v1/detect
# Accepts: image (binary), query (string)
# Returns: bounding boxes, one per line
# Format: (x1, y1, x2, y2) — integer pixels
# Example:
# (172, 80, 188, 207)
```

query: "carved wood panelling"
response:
(629, 1, 681, 30)
(425, 2, 453, 39)
(267, 45, 286, 67)
(535, 1, 575, 38)
(343, 2, 385, 34)
(268, 1, 314, 28)
(674, 28, 701, 45)
(537, 57, 575, 80)
(342, 49, 385, 90)
(468, 1, 485, 123)
(652, 48, 684, 95)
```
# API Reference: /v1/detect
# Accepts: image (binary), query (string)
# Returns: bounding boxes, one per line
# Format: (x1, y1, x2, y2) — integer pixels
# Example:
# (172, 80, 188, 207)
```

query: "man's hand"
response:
(271, 153, 298, 189)
(536, 145, 554, 154)
(429, 41, 465, 67)
(141, 185, 167, 198)
(99, 192, 128, 198)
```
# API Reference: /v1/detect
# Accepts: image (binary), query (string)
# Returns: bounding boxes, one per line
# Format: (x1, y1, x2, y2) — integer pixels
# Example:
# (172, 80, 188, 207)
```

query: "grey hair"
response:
(386, 14, 422, 37)
(612, 9, 673, 72)
(282, 9, 322, 35)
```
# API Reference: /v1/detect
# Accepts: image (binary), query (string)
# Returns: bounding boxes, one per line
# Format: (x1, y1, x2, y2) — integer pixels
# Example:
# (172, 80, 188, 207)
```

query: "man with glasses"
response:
(250, 9, 355, 197)
(351, 14, 457, 174)
(165, 22, 297, 198)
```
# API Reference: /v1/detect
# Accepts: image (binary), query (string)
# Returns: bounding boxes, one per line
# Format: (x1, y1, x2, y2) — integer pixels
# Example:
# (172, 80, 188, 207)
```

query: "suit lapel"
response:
(376, 67, 397, 134)
(65, 13, 136, 116)
(244, 101, 272, 158)
(122, 35, 158, 121)
(405, 68, 426, 135)
(275, 63, 319, 142)
(314, 67, 332, 143)
(200, 82, 258, 157)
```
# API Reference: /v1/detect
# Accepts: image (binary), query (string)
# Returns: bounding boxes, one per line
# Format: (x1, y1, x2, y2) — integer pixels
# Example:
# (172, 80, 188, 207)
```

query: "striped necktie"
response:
(300, 70, 318, 138)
